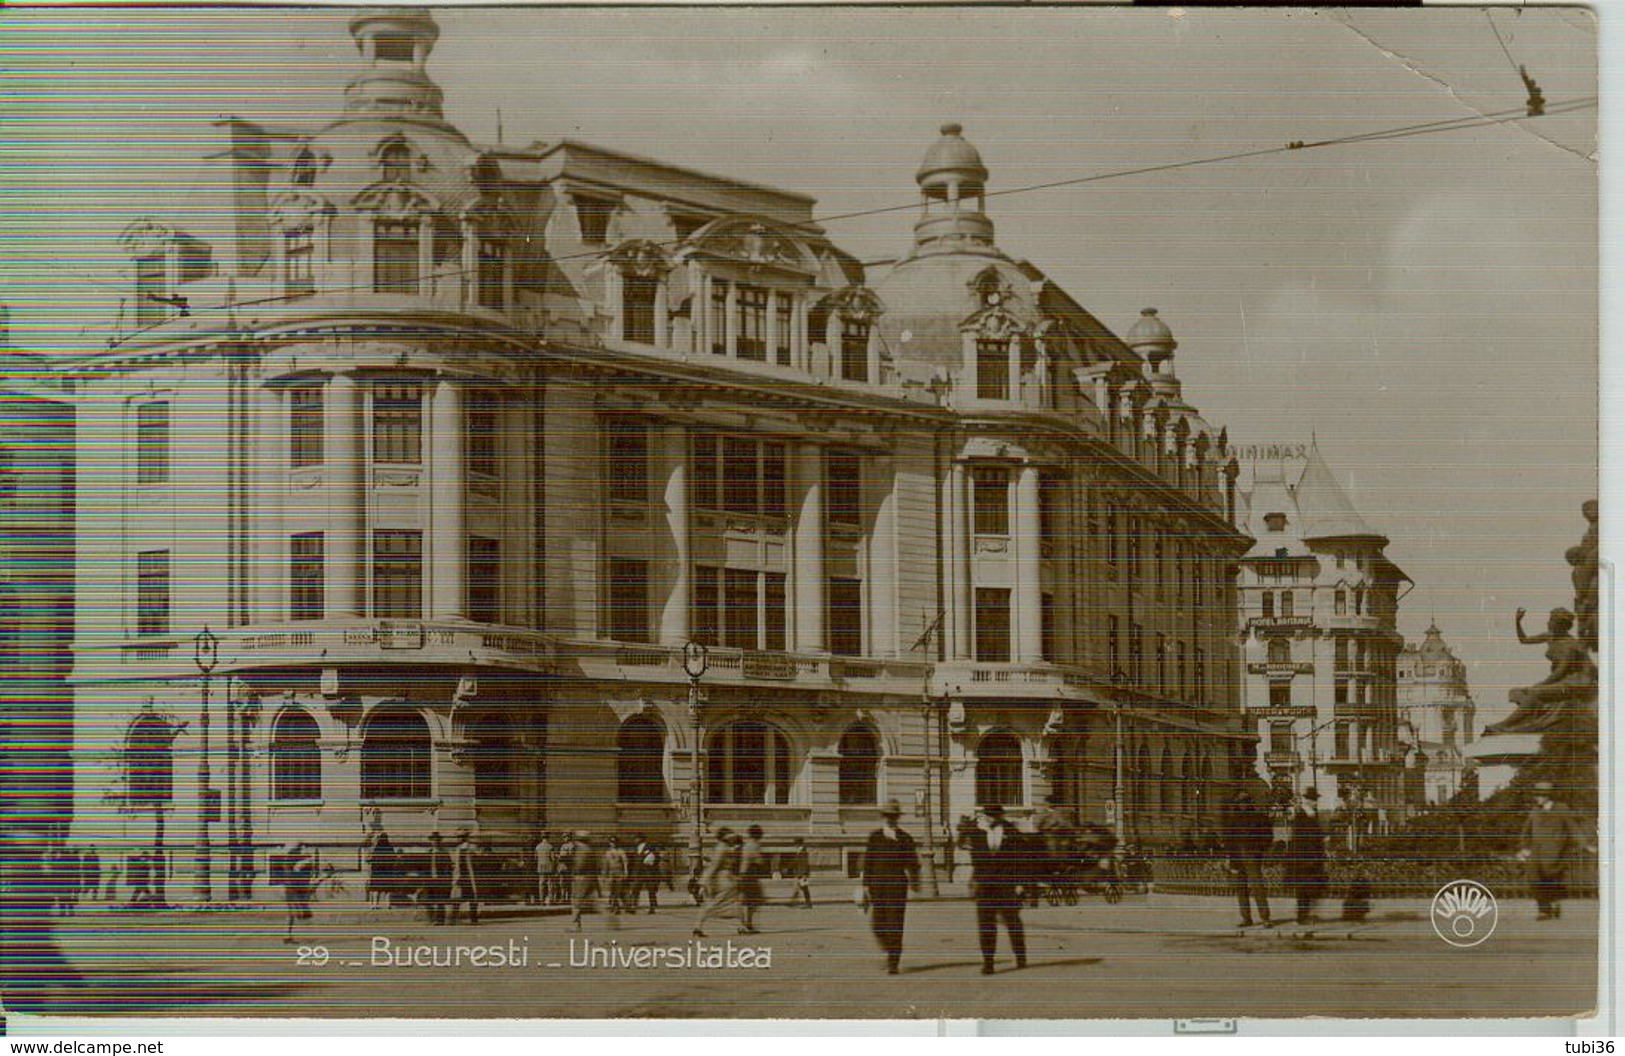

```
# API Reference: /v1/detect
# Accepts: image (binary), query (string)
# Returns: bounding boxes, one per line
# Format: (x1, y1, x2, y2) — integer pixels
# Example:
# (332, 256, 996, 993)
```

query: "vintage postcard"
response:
(0, 2, 1604, 1032)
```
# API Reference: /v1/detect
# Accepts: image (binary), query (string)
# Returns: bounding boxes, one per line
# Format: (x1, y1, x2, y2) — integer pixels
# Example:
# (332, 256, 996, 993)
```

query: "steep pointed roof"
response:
(1293, 443, 1386, 543)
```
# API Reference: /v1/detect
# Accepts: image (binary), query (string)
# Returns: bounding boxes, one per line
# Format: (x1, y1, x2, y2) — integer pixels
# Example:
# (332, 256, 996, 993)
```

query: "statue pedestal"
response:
(1465, 733, 1542, 767)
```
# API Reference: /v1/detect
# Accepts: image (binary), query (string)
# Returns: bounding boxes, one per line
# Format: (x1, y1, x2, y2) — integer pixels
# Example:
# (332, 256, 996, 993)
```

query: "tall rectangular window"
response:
(622, 274, 658, 344)
(1176, 640, 1187, 699)
(466, 390, 499, 479)
(829, 577, 863, 657)
(135, 255, 166, 327)
(289, 385, 323, 468)
(976, 338, 1009, 400)
(1105, 503, 1119, 567)
(773, 293, 794, 366)
(289, 532, 324, 621)
(1107, 614, 1120, 674)
(1270, 722, 1293, 755)
(135, 550, 170, 637)
(1039, 475, 1063, 545)
(762, 443, 787, 519)
(692, 432, 718, 510)
(1334, 722, 1351, 761)
(972, 467, 1008, 535)
(1126, 517, 1141, 587)
(605, 417, 648, 503)
(468, 535, 501, 624)
(736, 284, 768, 361)
(607, 557, 649, 643)
(372, 530, 422, 619)
(1195, 646, 1206, 701)
(840, 318, 870, 382)
(1281, 590, 1295, 618)
(373, 220, 419, 294)
(1156, 633, 1168, 692)
(373, 383, 422, 465)
(1130, 622, 1143, 684)
(974, 587, 1012, 663)
(710, 282, 728, 355)
(476, 238, 506, 310)
(1334, 589, 1347, 615)
(722, 436, 758, 515)
(285, 227, 315, 298)
(135, 401, 169, 484)
(723, 568, 758, 650)
(1269, 681, 1292, 708)
(1335, 678, 1349, 706)
(826, 450, 862, 528)
(763, 572, 787, 651)
(1260, 590, 1275, 619)
(692, 564, 720, 646)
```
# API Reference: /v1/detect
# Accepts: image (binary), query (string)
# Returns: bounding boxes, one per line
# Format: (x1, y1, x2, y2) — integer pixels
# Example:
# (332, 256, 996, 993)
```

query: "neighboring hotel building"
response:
(0, 306, 77, 842)
(64, 8, 1252, 902)
(1397, 623, 1477, 807)
(1236, 444, 1412, 830)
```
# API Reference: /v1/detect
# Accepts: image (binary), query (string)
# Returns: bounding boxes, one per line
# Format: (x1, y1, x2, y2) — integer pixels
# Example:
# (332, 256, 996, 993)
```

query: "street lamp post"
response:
(192, 626, 219, 905)
(682, 641, 709, 878)
(1110, 669, 1130, 848)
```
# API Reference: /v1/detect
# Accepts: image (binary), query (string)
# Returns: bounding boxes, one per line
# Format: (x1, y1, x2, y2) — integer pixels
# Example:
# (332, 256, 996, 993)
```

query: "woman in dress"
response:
(691, 828, 743, 938)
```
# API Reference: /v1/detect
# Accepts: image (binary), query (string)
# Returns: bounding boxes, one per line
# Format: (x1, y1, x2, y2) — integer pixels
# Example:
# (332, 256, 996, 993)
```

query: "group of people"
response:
(690, 825, 793, 937)
(38, 844, 108, 913)
(534, 832, 673, 917)
(1223, 781, 1350, 927)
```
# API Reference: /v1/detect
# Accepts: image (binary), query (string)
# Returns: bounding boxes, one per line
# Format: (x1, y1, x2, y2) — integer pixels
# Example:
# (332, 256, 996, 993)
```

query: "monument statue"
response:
(1485, 607, 1595, 735)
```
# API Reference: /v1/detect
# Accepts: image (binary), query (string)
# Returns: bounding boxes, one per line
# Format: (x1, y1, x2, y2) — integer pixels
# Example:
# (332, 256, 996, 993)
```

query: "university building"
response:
(1235, 444, 1412, 832)
(1396, 623, 1477, 807)
(64, 8, 1253, 902)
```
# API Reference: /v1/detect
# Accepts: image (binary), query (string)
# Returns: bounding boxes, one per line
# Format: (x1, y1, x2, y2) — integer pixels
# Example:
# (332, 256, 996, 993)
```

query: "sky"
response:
(0, 4, 1601, 737)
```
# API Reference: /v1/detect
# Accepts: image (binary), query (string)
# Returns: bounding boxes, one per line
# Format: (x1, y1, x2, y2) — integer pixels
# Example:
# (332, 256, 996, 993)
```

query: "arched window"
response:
(975, 732, 1023, 807)
(1192, 754, 1211, 820)
(1052, 733, 1087, 816)
(270, 708, 322, 801)
(380, 142, 412, 183)
(291, 148, 318, 187)
(837, 724, 880, 806)
(617, 715, 666, 803)
(1260, 590, 1275, 619)
(361, 709, 432, 800)
(127, 718, 173, 808)
(467, 710, 519, 803)
(1161, 749, 1179, 816)
(706, 720, 792, 805)
(1267, 639, 1291, 665)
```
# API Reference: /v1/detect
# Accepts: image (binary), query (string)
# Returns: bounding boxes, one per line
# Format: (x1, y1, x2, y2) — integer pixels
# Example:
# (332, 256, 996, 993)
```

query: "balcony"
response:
(566, 641, 928, 691)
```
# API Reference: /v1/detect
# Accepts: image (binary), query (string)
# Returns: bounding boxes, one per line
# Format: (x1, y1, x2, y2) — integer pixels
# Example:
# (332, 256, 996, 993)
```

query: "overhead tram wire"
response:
(13, 93, 1595, 344)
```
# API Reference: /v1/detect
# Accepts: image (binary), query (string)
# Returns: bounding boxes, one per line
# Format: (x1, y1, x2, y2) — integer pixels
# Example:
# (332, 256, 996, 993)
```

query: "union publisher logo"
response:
(1432, 880, 1498, 947)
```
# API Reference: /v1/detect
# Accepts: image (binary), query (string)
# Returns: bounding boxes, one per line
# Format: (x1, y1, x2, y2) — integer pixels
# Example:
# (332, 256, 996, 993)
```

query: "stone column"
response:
(659, 424, 691, 645)
(430, 378, 465, 619)
(793, 442, 825, 653)
(325, 372, 363, 618)
(1015, 464, 1043, 663)
(948, 462, 972, 660)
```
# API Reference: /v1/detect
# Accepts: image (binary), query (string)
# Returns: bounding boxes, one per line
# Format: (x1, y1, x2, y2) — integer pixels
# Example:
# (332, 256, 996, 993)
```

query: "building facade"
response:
(0, 308, 77, 844)
(1236, 445, 1412, 833)
(64, 8, 1252, 903)
(1397, 623, 1477, 807)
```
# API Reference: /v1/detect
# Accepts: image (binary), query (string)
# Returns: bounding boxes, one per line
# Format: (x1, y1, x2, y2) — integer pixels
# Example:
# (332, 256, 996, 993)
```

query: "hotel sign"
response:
(1234, 443, 1310, 462)
(1245, 707, 1317, 720)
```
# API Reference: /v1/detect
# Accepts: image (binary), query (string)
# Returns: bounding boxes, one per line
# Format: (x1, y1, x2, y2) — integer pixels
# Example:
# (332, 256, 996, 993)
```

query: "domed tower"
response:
(342, 7, 447, 122)
(912, 123, 996, 257)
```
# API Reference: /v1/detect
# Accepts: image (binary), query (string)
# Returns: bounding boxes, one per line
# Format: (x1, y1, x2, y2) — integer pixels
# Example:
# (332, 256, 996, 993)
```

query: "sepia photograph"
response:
(0, 1, 1607, 1031)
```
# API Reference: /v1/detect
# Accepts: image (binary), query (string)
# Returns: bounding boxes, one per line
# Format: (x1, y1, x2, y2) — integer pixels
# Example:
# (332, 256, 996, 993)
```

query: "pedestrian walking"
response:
(533, 833, 555, 907)
(81, 848, 101, 912)
(785, 838, 813, 908)
(1222, 784, 1274, 928)
(447, 828, 481, 925)
(569, 831, 615, 930)
(692, 828, 744, 938)
(964, 804, 1030, 974)
(554, 832, 577, 907)
(738, 825, 768, 934)
(367, 829, 396, 909)
(423, 832, 452, 925)
(278, 841, 316, 944)
(861, 800, 920, 974)
(1285, 787, 1328, 925)
(125, 851, 154, 908)
(603, 836, 630, 914)
(1518, 780, 1592, 920)
(632, 835, 662, 913)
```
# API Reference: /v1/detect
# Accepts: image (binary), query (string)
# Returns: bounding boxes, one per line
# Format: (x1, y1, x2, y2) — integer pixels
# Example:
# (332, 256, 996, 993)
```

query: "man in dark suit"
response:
(862, 799, 920, 975)
(1223, 781, 1274, 928)
(965, 804, 1031, 975)
(1519, 781, 1592, 919)
(1285, 787, 1327, 925)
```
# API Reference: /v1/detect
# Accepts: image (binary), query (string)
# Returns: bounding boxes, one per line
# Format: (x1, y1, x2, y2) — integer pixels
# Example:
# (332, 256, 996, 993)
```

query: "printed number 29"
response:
(296, 945, 330, 966)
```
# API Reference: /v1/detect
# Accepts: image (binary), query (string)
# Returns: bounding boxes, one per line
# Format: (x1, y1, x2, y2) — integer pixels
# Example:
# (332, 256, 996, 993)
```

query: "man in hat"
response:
(862, 799, 920, 974)
(1222, 783, 1275, 928)
(1518, 781, 1591, 919)
(1285, 787, 1328, 925)
(280, 841, 315, 944)
(964, 804, 1032, 974)
(448, 828, 481, 926)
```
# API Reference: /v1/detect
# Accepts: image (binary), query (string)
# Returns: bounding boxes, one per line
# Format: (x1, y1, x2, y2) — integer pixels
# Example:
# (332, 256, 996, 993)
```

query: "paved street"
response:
(7, 888, 1598, 1022)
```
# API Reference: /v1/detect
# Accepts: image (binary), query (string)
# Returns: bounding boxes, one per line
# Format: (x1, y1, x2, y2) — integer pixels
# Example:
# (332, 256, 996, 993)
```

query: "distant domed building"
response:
(1398, 623, 1478, 805)
(61, 9, 1255, 905)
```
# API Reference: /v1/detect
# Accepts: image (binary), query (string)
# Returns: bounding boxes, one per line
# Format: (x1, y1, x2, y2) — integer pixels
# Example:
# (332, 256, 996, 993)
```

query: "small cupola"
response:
(343, 7, 446, 119)
(913, 123, 995, 253)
